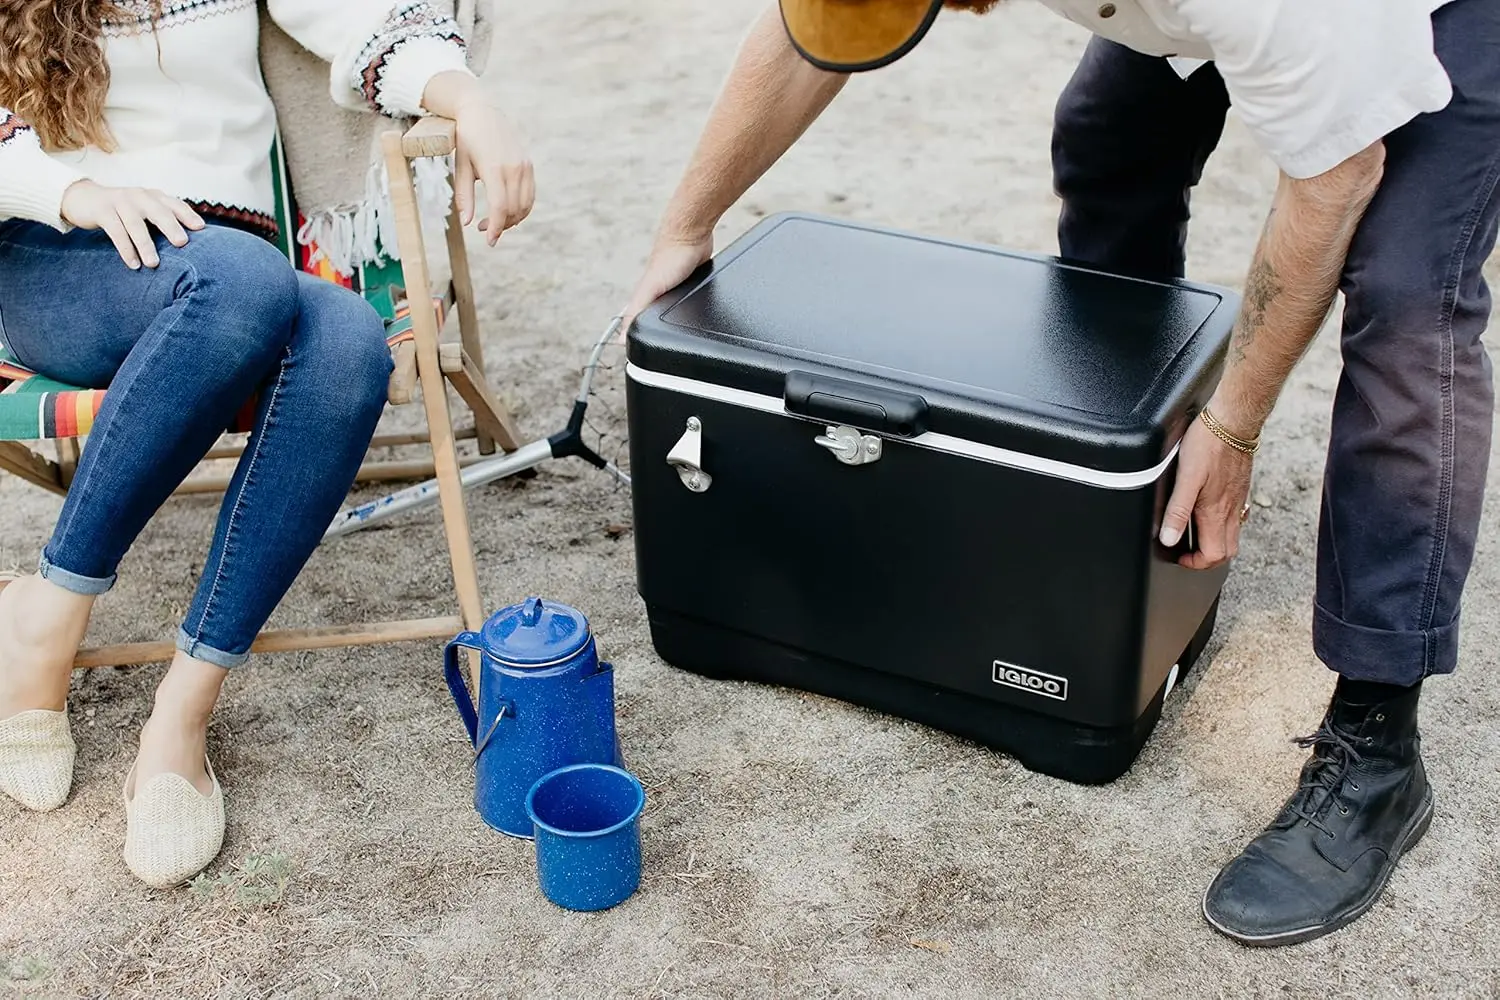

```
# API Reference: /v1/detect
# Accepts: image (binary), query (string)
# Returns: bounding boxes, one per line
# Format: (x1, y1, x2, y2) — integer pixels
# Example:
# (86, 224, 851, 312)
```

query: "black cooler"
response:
(626, 213, 1239, 784)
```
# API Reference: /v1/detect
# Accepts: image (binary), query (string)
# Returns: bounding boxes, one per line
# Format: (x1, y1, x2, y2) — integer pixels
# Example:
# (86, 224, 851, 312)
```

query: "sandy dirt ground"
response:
(3, 2, 1499, 997)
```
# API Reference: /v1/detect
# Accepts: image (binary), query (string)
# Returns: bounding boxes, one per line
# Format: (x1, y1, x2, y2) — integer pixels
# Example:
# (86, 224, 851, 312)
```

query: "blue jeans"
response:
(1051, 0, 1500, 685)
(0, 222, 393, 668)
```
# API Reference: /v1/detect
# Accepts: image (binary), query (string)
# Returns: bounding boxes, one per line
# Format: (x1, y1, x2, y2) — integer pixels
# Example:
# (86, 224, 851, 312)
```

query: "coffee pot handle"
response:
(443, 631, 485, 745)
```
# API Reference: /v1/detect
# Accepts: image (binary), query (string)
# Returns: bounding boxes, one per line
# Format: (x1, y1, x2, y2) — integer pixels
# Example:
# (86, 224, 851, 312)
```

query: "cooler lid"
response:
(628, 213, 1238, 474)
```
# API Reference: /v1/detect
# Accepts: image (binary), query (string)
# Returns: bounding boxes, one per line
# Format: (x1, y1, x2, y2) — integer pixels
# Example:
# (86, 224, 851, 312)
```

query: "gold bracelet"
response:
(1199, 407, 1260, 456)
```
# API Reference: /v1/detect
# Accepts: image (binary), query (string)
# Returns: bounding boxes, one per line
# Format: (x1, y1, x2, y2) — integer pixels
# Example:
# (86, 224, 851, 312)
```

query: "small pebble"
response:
(1254, 494, 1273, 508)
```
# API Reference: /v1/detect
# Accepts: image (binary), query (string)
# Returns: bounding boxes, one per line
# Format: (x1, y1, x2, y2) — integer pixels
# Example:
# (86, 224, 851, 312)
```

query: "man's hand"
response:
(618, 233, 714, 341)
(1159, 416, 1255, 569)
(60, 181, 205, 270)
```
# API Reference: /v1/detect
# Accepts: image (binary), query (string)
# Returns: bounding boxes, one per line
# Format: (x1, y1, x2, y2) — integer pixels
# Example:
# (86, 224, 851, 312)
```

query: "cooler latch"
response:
(814, 425, 883, 466)
(666, 416, 712, 492)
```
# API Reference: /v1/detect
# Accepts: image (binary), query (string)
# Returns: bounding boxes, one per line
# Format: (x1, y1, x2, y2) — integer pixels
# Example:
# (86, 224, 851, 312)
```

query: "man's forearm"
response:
(1212, 144, 1387, 437)
(656, 4, 848, 243)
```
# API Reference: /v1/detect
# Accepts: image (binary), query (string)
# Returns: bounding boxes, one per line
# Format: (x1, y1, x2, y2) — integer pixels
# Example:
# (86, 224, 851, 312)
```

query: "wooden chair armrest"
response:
(402, 117, 456, 159)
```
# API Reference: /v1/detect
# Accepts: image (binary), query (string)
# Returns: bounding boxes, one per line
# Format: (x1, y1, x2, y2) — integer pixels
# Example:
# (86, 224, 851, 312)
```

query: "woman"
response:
(0, 0, 534, 887)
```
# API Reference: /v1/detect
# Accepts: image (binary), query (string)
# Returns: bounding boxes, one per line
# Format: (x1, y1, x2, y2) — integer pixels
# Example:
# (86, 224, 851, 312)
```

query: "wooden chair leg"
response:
(444, 198, 495, 456)
(387, 340, 419, 406)
(175, 452, 489, 495)
(0, 442, 67, 495)
(54, 438, 82, 488)
(438, 344, 523, 453)
(383, 130, 486, 689)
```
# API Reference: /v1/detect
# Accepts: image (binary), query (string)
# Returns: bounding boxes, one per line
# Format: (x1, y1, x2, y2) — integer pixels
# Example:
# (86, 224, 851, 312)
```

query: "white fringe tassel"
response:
(295, 153, 455, 277)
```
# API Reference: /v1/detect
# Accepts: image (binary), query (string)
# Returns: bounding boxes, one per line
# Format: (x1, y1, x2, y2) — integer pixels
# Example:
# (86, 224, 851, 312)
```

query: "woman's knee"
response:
(163, 226, 300, 336)
(293, 278, 394, 418)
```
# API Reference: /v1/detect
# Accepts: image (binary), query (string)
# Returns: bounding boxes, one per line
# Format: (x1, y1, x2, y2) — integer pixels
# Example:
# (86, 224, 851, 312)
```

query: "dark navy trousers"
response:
(1051, 0, 1500, 686)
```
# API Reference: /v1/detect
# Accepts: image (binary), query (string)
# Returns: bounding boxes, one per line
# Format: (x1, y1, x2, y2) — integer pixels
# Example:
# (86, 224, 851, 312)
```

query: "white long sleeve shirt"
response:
(1038, 0, 1456, 178)
(0, 0, 472, 237)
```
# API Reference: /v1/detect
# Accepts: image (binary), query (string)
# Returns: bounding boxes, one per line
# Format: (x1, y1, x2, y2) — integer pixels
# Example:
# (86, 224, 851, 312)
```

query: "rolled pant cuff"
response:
(175, 628, 248, 669)
(1312, 603, 1459, 685)
(37, 553, 115, 596)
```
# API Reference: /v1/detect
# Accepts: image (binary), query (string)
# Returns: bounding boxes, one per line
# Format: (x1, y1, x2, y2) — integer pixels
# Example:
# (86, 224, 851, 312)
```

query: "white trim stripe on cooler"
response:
(626, 362, 1178, 491)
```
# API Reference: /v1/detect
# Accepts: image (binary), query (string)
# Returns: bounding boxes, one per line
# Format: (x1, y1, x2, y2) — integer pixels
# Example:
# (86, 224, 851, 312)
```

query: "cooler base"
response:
(646, 599, 1219, 786)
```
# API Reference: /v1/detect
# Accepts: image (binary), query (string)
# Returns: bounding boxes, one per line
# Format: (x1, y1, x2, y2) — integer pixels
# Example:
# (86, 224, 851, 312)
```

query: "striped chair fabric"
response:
(0, 322, 421, 443)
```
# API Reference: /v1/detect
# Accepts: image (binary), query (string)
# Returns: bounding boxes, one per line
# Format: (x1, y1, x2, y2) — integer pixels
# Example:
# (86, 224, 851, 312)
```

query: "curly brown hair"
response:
(0, 0, 130, 152)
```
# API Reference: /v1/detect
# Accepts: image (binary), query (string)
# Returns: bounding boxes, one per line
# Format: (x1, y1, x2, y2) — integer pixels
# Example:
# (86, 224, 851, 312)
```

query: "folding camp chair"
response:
(0, 118, 516, 672)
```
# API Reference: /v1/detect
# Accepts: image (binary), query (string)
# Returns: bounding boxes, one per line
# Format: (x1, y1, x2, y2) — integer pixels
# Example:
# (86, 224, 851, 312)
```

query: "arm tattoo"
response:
(1213, 164, 1379, 430)
(1229, 256, 1284, 366)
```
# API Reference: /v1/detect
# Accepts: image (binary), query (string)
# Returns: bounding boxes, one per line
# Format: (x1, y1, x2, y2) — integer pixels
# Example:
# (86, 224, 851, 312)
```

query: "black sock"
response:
(1335, 675, 1421, 705)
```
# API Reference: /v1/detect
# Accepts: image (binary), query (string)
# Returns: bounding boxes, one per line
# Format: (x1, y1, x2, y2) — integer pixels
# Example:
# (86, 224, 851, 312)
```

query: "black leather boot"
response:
(1202, 680, 1433, 946)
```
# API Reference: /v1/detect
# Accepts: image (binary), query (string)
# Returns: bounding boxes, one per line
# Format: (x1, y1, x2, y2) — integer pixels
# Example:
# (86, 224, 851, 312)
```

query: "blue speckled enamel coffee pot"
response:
(444, 597, 621, 839)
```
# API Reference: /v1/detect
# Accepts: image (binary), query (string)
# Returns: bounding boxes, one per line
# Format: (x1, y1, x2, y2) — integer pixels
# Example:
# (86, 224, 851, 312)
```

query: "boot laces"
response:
(1287, 721, 1365, 837)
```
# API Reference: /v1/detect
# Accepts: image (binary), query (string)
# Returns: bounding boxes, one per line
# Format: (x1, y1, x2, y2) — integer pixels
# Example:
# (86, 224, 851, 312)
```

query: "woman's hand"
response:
(618, 232, 714, 342)
(453, 95, 533, 246)
(422, 71, 534, 247)
(59, 180, 204, 270)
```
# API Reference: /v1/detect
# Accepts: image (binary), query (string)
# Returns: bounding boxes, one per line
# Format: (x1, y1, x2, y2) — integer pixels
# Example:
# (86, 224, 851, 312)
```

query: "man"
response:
(620, 0, 1498, 946)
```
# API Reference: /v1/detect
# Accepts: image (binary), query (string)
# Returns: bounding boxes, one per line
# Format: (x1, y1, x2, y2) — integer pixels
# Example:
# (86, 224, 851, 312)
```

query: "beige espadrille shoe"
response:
(0, 709, 75, 812)
(122, 758, 225, 888)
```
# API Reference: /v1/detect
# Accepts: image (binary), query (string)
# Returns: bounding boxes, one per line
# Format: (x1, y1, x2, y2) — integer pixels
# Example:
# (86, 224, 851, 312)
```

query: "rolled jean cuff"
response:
(175, 628, 249, 670)
(37, 552, 115, 596)
(1312, 603, 1460, 686)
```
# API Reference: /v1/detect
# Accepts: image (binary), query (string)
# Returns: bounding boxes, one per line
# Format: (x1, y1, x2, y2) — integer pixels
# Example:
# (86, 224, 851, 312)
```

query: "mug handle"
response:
(443, 631, 485, 745)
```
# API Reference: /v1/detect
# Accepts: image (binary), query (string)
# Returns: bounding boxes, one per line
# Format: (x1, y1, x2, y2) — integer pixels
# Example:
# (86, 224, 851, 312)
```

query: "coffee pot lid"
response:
(480, 596, 592, 666)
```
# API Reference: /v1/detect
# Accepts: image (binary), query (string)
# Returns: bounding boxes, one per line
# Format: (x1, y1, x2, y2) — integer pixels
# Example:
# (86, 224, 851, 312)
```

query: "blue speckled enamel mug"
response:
(525, 763, 645, 912)
(444, 597, 622, 839)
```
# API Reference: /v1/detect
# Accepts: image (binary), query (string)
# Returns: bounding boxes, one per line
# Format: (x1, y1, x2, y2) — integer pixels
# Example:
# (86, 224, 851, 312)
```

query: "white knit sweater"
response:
(0, 0, 473, 240)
